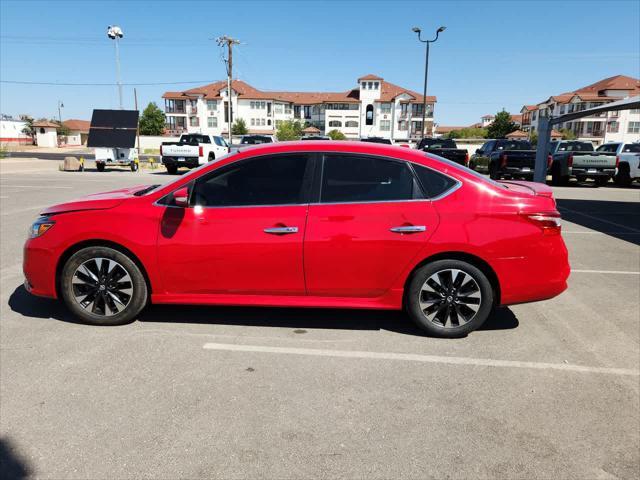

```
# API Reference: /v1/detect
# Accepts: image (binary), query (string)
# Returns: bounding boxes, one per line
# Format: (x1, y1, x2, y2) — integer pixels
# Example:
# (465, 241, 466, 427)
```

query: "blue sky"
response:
(1, 0, 638, 125)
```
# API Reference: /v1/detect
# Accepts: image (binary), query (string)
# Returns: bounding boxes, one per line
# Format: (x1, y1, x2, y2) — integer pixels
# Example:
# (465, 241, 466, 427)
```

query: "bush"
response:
(231, 118, 248, 136)
(276, 120, 304, 141)
(327, 129, 346, 140)
(139, 102, 166, 136)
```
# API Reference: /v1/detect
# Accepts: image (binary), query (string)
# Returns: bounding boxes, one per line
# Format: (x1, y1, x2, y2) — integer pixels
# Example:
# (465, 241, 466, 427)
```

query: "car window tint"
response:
(412, 164, 458, 199)
(193, 154, 308, 207)
(321, 155, 416, 203)
(623, 144, 640, 153)
(213, 137, 224, 147)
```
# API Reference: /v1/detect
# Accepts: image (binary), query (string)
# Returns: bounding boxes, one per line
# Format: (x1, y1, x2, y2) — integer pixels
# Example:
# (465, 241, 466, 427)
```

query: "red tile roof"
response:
(303, 126, 321, 133)
(435, 125, 467, 134)
(505, 129, 528, 138)
(575, 75, 640, 96)
(32, 121, 60, 128)
(62, 119, 90, 132)
(358, 74, 384, 81)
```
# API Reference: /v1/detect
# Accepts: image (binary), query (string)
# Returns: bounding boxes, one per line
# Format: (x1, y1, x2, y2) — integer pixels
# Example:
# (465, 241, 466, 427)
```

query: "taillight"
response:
(615, 155, 620, 168)
(522, 212, 562, 236)
(567, 153, 573, 168)
(500, 153, 508, 168)
(160, 145, 163, 156)
(199, 146, 203, 157)
(547, 154, 553, 169)
(465, 152, 470, 166)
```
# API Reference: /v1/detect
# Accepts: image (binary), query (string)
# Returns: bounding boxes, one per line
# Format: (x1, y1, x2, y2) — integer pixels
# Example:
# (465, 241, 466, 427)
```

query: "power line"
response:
(1, 80, 222, 86)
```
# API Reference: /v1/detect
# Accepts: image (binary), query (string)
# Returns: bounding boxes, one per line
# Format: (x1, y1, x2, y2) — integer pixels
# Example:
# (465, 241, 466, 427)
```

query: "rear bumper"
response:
(493, 235, 570, 305)
(499, 166, 534, 178)
(162, 156, 201, 168)
(570, 167, 614, 177)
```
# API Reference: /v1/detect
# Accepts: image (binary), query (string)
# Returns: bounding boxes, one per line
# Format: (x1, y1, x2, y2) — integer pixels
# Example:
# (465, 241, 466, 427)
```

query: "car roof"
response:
(235, 140, 425, 158)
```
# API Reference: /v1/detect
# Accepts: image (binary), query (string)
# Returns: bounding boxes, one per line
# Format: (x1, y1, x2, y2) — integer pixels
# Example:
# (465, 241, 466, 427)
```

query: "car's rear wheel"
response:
(551, 162, 569, 186)
(166, 165, 178, 175)
(406, 259, 494, 338)
(130, 162, 139, 172)
(60, 246, 148, 326)
(595, 176, 609, 186)
(614, 163, 632, 187)
(489, 162, 500, 180)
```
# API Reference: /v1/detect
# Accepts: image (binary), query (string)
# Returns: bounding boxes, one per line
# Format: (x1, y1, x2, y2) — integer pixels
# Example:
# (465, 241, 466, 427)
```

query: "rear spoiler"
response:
(499, 180, 554, 197)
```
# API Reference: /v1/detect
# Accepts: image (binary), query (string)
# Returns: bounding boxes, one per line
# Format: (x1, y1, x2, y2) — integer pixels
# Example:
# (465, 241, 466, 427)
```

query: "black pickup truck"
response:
(417, 138, 469, 166)
(469, 139, 537, 180)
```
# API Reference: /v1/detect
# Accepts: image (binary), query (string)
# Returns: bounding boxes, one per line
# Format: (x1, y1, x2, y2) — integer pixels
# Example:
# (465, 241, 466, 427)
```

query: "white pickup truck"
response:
(160, 134, 230, 174)
(604, 142, 640, 186)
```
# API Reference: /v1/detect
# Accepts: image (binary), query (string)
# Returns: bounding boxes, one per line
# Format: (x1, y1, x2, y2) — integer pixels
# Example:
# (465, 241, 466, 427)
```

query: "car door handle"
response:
(264, 226, 299, 235)
(390, 225, 426, 233)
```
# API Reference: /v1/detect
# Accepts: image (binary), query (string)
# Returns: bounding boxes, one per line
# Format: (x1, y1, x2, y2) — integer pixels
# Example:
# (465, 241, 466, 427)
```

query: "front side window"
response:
(192, 154, 309, 207)
(321, 155, 417, 203)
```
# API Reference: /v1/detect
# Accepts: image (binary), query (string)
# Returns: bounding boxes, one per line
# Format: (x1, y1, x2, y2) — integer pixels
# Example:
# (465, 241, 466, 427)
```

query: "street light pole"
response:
(412, 26, 445, 140)
(57, 100, 64, 123)
(107, 25, 124, 109)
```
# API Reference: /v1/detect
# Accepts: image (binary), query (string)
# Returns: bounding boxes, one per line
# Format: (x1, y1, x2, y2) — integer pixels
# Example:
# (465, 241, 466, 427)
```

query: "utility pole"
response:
(134, 87, 141, 168)
(57, 100, 64, 123)
(216, 35, 240, 145)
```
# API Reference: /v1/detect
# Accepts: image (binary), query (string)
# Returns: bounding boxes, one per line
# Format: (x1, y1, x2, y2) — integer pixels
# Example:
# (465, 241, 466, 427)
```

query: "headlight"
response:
(29, 216, 55, 238)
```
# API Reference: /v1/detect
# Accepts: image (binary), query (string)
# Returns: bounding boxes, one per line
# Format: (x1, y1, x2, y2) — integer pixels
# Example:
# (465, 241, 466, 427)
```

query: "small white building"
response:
(61, 119, 90, 146)
(0, 115, 29, 145)
(162, 74, 437, 142)
(33, 120, 60, 148)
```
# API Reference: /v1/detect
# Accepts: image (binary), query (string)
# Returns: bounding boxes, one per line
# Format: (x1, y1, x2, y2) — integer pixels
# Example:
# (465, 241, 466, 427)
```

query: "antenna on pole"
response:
(216, 35, 240, 145)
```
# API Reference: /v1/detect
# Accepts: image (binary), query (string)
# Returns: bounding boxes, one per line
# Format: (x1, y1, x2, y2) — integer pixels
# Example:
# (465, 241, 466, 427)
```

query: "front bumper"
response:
(23, 239, 57, 298)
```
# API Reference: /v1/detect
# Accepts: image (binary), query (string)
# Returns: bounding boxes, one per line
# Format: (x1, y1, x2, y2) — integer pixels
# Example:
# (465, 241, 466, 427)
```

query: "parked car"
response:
(300, 135, 331, 141)
(603, 142, 640, 187)
(24, 141, 569, 338)
(417, 138, 469, 167)
(160, 134, 230, 174)
(547, 140, 617, 186)
(470, 139, 537, 179)
(361, 137, 393, 145)
(240, 135, 275, 145)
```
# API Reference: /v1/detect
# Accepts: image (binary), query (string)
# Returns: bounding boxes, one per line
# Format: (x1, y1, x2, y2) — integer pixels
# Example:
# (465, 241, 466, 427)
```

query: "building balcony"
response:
(166, 107, 186, 114)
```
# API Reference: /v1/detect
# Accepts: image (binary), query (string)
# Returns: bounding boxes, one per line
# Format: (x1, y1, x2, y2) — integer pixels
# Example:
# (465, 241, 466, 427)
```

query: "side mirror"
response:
(173, 186, 189, 207)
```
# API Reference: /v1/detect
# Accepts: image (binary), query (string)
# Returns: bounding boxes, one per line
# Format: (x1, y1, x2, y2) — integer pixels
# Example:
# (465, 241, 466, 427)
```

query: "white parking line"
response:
(1, 205, 49, 216)
(559, 206, 640, 233)
(572, 269, 640, 275)
(563, 230, 640, 235)
(202, 343, 640, 376)
(0, 184, 72, 189)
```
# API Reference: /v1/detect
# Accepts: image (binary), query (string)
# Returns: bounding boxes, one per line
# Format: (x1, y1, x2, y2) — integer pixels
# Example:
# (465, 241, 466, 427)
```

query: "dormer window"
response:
(373, 82, 379, 89)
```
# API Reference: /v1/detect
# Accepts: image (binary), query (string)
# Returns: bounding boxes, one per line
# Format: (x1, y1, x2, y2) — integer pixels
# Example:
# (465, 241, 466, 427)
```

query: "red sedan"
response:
(23, 141, 569, 337)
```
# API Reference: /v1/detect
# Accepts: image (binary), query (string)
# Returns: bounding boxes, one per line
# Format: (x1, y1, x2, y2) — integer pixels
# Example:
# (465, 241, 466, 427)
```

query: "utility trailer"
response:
(87, 109, 140, 172)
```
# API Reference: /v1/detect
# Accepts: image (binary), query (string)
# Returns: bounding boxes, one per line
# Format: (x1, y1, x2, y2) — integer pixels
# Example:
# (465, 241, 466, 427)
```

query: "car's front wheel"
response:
(406, 259, 494, 338)
(60, 246, 148, 325)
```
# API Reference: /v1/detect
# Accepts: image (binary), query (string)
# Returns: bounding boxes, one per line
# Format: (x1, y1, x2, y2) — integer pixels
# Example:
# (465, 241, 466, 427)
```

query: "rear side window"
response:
(412, 164, 459, 199)
(623, 144, 640, 153)
(596, 144, 618, 153)
(192, 154, 309, 207)
(321, 155, 418, 203)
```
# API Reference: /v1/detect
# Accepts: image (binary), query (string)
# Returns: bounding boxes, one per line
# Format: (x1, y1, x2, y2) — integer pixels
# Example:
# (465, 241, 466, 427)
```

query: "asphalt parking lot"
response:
(1, 158, 639, 479)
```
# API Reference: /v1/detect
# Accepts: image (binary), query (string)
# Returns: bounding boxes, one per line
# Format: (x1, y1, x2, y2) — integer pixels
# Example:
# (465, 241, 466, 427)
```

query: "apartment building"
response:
(520, 75, 640, 144)
(161, 74, 436, 141)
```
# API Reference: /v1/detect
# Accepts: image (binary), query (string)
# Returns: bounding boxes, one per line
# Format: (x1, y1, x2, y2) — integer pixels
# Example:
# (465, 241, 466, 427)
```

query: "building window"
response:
(261, 118, 266, 126)
(607, 121, 619, 133)
(250, 101, 255, 109)
(365, 104, 374, 126)
(398, 120, 408, 131)
(189, 116, 199, 127)
(345, 120, 358, 128)
(374, 82, 379, 89)
(251, 118, 255, 126)
(39, 127, 45, 134)
(328, 120, 342, 127)
(628, 121, 640, 134)
(559, 105, 565, 115)
(206, 100, 217, 111)
(274, 104, 283, 114)
(267, 119, 271, 126)
(400, 103, 408, 117)
(532, 111, 537, 120)
(380, 120, 390, 131)
(380, 103, 391, 114)
(630, 109, 640, 114)
(207, 117, 218, 128)
(285, 104, 292, 115)
(304, 106, 311, 119)
(411, 104, 424, 116)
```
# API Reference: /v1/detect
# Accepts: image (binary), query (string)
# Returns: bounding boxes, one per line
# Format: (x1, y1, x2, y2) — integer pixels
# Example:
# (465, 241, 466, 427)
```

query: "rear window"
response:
(556, 141, 594, 152)
(241, 136, 272, 144)
(412, 164, 458, 199)
(496, 140, 532, 151)
(361, 137, 393, 145)
(180, 134, 211, 144)
(419, 138, 457, 149)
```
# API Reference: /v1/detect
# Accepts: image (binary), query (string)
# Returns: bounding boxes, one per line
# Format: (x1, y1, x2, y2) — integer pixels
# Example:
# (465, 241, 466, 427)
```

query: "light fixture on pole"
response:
(412, 25, 445, 139)
(107, 25, 124, 109)
(57, 100, 64, 123)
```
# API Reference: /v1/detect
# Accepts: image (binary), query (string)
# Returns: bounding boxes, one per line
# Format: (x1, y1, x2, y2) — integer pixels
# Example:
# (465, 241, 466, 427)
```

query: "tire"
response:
(60, 246, 148, 326)
(166, 164, 178, 175)
(406, 259, 494, 338)
(489, 162, 501, 180)
(614, 163, 632, 187)
(576, 175, 586, 183)
(595, 176, 609, 187)
(96, 163, 105, 172)
(551, 162, 569, 186)
(208, 153, 215, 163)
(130, 162, 139, 172)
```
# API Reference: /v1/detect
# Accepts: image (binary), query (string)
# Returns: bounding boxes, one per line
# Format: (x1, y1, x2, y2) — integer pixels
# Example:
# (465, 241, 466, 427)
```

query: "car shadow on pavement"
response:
(8, 285, 518, 337)
(0, 437, 31, 480)
(556, 198, 640, 246)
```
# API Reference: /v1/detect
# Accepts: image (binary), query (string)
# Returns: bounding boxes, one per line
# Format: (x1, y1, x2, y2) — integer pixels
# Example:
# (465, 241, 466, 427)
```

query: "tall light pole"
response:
(412, 25, 445, 139)
(107, 25, 124, 109)
(57, 100, 64, 123)
(216, 35, 240, 145)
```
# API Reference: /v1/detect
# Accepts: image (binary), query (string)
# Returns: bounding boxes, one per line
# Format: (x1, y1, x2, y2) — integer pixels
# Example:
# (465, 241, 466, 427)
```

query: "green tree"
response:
(54, 120, 70, 137)
(276, 120, 304, 141)
(139, 102, 166, 135)
(486, 110, 517, 139)
(559, 128, 576, 140)
(20, 115, 36, 144)
(231, 118, 248, 136)
(327, 129, 346, 140)
(446, 127, 488, 139)
(529, 130, 538, 145)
